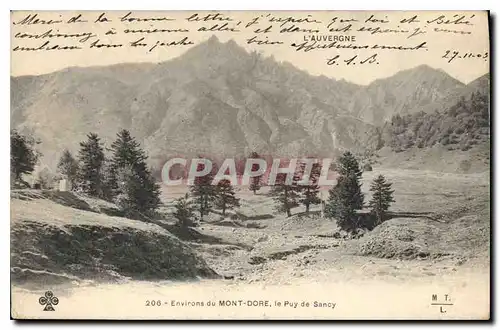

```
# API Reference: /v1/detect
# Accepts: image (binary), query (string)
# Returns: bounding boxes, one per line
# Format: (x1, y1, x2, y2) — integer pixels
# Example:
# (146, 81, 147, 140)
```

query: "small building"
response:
(58, 178, 72, 192)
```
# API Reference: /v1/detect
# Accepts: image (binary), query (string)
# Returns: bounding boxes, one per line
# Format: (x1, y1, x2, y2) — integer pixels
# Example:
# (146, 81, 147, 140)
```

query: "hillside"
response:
(11, 190, 218, 285)
(11, 36, 488, 172)
(350, 65, 466, 125)
(380, 78, 490, 153)
(11, 36, 369, 170)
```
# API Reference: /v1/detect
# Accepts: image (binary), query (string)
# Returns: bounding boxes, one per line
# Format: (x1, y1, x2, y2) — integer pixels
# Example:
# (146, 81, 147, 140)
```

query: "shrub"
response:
(173, 193, 196, 228)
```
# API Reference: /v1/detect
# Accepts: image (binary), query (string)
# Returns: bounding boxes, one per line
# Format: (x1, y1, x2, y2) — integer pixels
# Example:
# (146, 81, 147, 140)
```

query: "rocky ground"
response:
(10, 167, 490, 319)
(156, 168, 490, 285)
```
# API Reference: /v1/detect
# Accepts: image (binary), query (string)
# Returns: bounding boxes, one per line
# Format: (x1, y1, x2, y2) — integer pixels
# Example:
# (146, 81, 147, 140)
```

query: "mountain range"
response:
(11, 36, 489, 170)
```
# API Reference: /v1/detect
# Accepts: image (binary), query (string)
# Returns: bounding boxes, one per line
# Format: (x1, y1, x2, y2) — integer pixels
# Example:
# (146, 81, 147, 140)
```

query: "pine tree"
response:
(101, 158, 115, 201)
(173, 193, 196, 227)
(248, 151, 263, 194)
(108, 129, 161, 218)
(10, 130, 40, 183)
(324, 151, 364, 233)
(270, 173, 299, 217)
(113, 165, 136, 213)
(57, 149, 79, 189)
(215, 179, 240, 216)
(107, 130, 143, 198)
(297, 160, 322, 213)
(325, 176, 360, 232)
(189, 160, 217, 221)
(77, 133, 105, 197)
(337, 151, 364, 209)
(368, 175, 395, 226)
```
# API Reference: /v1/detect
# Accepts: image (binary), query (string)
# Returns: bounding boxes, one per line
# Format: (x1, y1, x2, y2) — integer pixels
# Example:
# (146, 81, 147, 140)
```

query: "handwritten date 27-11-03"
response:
(442, 50, 489, 63)
(326, 53, 379, 66)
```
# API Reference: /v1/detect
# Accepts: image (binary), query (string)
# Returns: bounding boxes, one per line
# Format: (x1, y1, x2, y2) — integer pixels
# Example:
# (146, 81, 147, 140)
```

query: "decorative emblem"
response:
(39, 291, 59, 311)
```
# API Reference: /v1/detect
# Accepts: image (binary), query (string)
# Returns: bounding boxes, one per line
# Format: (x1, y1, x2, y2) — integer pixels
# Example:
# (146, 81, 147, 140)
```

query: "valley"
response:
(10, 167, 490, 319)
(12, 166, 491, 278)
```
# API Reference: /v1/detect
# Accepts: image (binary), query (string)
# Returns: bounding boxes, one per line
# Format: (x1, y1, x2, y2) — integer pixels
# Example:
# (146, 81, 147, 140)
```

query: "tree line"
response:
(11, 129, 395, 233)
(385, 91, 489, 152)
(173, 151, 395, 233)
(11, 129, 161, 220)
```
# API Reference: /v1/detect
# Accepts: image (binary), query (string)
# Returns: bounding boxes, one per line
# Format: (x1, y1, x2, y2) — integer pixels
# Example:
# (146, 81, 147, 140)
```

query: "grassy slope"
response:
(11, 190, 218, 286)
(349, 168, 490, 259)
(375, 142, 490, 174)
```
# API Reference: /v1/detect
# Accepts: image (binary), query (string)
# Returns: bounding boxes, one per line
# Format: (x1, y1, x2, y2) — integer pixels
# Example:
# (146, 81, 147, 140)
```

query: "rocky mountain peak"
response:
(11, 37, 489, 171)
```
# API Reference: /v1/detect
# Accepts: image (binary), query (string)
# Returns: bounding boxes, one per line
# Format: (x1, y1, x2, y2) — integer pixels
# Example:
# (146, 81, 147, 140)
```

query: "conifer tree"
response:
(57, 149, 79, 188)
(297, 160, 322, 213)
(270, 172, 299, 217)
(248, 151, 263, 194)
(326, 176, 360, 232)
(368, 175, 395, 225)
(10, 130, 40, 183)
(107, 130, 142, 198)
(189, 160, 217, 221)
(100, 158, 115, 201)
(77, 133, 105, 197)
(108, 129, 161, 218)
(173, 193, 195, 228)
(114, 165, 139, 215)
(337, 151, 364, 209)
(325, 151, 364, 233)
(215, 179, 240, 216)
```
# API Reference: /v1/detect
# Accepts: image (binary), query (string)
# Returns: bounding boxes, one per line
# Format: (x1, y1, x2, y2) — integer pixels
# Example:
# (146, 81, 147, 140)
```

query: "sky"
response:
(10, 10, 490, 85)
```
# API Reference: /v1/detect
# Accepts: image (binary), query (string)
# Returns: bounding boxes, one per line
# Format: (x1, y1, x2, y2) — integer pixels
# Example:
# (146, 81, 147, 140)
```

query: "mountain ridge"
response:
(11, 38, 482, 87)
(11, 37, 489, 171)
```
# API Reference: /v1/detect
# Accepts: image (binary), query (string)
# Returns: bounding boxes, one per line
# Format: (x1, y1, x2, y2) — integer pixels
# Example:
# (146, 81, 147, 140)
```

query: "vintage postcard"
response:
(10, 10, 490, 320)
